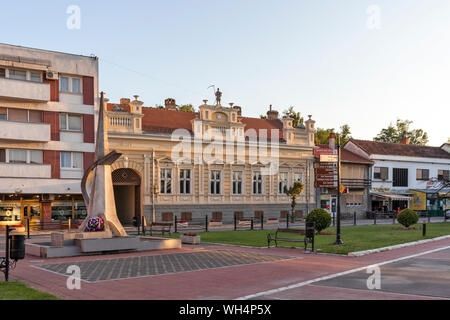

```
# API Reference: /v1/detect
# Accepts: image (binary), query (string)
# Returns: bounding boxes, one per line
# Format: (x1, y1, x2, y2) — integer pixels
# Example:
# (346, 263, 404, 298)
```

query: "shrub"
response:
(85, 216, 105, 232)
(306, 209, 332, 233)
(397, 209, 419, 228)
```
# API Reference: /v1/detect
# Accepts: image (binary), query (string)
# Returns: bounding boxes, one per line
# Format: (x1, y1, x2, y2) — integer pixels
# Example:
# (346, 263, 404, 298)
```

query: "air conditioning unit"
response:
(45, 71, 59, 80)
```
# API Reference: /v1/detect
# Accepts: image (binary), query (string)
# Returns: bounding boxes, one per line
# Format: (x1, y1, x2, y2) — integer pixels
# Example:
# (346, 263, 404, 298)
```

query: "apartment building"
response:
(344, 138, 450, 214)
(0, 43, 98, 229)
(105, 96, 316, 225)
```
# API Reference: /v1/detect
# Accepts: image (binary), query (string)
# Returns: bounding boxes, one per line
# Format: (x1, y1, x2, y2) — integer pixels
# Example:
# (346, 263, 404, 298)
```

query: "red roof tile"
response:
(349, 139, 450, 159)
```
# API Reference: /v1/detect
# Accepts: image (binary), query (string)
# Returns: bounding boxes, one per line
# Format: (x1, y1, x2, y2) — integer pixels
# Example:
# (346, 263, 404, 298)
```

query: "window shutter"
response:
(82, 76, 95, 106)
(83, 114, 95, 143)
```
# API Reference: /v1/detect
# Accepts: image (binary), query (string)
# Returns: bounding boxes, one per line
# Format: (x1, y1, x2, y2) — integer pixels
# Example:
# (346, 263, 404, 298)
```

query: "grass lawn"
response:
(0, 281, 59, 300)
(170, 223, 450, 255)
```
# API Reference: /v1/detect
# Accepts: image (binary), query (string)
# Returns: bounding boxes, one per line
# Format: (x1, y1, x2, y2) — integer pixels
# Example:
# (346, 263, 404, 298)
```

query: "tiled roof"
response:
(315, 144, 373, 164)
(107, 104, 286, 139)
(349, 139, 450, 159)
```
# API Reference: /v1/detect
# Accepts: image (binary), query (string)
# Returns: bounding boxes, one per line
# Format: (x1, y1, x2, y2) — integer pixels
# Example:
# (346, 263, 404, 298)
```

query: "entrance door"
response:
(112, 168, 141, 226)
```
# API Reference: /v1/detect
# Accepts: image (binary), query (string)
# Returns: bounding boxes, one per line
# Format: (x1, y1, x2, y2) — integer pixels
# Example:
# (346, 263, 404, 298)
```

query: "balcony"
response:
(0, 163, 51, 179)
(341, 178, 372, 188)
(0, 120, 50, 142)
(0, 78, 50, 102)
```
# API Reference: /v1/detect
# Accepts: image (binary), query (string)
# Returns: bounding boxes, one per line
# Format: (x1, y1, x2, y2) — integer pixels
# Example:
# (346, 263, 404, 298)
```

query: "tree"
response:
(177, 104, 195, 113)
(260, 115, 267, 119)
(284, 182, 305, 223)
(374, 119, 429, 145)
(283, 106, 304, 128)
(314, 125, 352, 145)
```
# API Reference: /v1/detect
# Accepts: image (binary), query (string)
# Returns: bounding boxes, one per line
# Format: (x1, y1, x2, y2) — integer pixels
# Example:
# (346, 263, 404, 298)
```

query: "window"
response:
(8, 149, 27, 164)
(8, 69, 26, 81)
(60, 76, 69, 92)
(162, 212, 173, 222)
(293, 173, 302, 184)
(278, 172, 288, 194)
(374, 167, 388, 180)
(60, 152, 83, 169)
(29, 150, 43, 164)
(8, 108, 27, 122)
(210, 170, 221, 194)
(253, 172, 263, 194)
(60, 113, 82, 131)
(181, 212, 192, 221)
(179, 169, 191, 194)
(212, 212, 222, 221)
(60, 76, 82, 94)
(28, 110, 43, 123)
(438, 170, 450, 181)
(30, 72, 42, 83)
(393, 168, 408, 187)
(160, 169, 172, 194)
(0, 149, 5, 163)
(0, 107, 6, 120)
(416, 169, 430, 181)
(234, 211, 244, 220)
(232, 171, 243, 194)
(0, 68, 5, 78)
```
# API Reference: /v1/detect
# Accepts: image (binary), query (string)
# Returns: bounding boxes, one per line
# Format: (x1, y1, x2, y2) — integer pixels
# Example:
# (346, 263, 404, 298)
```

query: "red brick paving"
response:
(8, 238, 450, 300)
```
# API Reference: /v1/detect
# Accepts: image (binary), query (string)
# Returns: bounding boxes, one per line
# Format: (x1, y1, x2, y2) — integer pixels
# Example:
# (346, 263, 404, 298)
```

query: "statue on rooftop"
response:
(215, 88, 222, 106)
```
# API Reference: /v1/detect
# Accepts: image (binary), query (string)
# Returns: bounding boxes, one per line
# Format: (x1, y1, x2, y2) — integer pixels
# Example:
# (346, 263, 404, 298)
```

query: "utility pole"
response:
(334, 134, 344, 245)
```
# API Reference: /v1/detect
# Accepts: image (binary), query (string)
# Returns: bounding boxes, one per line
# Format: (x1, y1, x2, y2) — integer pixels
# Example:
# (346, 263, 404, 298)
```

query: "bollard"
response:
(234, 215, 237, 231)
(205, 215, 208, 232)
(142, 216, 146, 236)
(5, 226, 10, 281)
(423, 223, 427, 237)
(27, 218, 30, 239)
(174, 216, 178, 233)
(251, 218, 254, 231)
(353, 212, 357, 226)
(261, 214, 264, 230)
(333, 214, 335, 227)
(68, 218, 71, 232)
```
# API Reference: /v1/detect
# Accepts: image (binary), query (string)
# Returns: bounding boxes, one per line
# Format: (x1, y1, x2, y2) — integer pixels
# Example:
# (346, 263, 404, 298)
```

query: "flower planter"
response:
(177, 221, 189, 228)
(266, 219, 280, 225)
(180, 235, 201, 245)
(209, 221, 223, 227)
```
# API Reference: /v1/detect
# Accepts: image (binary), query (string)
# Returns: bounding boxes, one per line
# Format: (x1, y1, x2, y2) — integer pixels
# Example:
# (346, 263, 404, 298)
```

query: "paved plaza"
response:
(3, 236, 449, 300)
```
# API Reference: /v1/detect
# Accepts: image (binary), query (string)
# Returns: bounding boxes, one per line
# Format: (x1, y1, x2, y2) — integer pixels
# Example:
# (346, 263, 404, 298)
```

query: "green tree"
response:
(177, 104, 195, 112)
(260, 115, 267, 119)
(284, 182, 305, 223)
(283, 106, 304, 128)
(374, 119, 429, 145)
(314, 125, 352, 146)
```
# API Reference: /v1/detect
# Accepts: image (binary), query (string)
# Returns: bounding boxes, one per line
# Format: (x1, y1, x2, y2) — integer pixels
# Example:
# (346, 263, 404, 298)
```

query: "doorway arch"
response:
(112, 168, 141, 226)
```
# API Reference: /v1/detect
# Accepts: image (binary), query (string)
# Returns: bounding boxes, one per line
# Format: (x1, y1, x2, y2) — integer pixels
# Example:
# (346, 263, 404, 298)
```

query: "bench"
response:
(267, 227, 315, 252)
(148, 222, 172, 236)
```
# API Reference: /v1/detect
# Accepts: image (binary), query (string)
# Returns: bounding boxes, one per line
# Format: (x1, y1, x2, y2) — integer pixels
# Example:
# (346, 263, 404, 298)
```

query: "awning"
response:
(371, 193, 412, 201)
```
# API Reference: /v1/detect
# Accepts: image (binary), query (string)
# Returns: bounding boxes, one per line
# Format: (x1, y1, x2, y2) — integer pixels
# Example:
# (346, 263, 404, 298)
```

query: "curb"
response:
(348, 235, 450, 257)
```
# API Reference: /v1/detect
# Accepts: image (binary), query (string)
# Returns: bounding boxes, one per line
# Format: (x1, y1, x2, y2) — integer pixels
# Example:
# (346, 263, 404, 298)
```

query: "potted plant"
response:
(180, 233, 201, 245)
(177, 220, 189, 228)
(266, 217, 280, 225)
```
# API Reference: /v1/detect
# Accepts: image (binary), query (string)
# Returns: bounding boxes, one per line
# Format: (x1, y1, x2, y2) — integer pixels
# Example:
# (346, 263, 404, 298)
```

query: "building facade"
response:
(345, 139, 450, 215)
(315, 134, 373, 219)
(0, 44, 98, 228)
(106, 96, 317, 225)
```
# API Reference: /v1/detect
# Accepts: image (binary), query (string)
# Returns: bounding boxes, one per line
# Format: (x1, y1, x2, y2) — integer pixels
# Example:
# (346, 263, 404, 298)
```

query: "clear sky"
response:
(1, 0, 449, 146)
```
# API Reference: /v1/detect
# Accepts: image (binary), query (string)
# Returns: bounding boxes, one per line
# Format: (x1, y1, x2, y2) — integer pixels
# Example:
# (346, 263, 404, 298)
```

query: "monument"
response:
(26, 92, 181, 258)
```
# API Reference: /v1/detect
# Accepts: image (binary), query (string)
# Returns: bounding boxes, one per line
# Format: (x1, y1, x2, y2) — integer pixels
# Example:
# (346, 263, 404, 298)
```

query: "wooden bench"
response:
(148, 222, 172, 236)
(267, 228, 314, 251)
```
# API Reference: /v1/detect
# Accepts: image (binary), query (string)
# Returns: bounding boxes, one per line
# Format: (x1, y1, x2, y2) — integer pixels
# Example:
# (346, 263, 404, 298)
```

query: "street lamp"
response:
(334, 134, 344, 245)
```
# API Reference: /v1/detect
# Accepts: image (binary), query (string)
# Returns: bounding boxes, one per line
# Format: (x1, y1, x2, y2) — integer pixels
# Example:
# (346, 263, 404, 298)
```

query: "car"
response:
(445, 210, 450, 220)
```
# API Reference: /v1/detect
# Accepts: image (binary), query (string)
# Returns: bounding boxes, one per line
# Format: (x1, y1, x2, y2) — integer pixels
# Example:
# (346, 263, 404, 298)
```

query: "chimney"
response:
(120, 98, 131, 105)
(267, 105, 279, 120)
(233, 106, 242, 116)
(165, 98, 177, 110)
(329, 132, 336, 149)
(400, 137, 410, 145)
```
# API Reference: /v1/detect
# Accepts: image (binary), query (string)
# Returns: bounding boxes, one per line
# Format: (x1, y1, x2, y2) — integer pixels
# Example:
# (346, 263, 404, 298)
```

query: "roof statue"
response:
(215, 88, 222, 106)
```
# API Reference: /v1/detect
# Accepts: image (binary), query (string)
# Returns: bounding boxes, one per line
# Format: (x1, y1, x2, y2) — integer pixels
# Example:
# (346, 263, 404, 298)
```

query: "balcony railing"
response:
(341, 178, 372, 188)
(0, 78, 50, 102)
(0, 120, 50, 142)
(0, 163, 51, 179)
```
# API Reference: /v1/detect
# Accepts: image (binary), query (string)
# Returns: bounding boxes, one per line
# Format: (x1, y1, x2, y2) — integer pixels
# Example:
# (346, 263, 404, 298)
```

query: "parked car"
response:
(445, 210, 450, 220)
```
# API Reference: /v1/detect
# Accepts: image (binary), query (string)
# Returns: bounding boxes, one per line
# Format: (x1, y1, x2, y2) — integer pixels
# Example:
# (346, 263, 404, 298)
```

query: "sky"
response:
(1, 0, 449, 146)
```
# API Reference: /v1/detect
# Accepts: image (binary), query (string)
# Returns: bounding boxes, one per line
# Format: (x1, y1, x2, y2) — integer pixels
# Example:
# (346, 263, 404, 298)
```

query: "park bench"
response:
(148, 222, 172, 236)
(267, 224, 315, 252)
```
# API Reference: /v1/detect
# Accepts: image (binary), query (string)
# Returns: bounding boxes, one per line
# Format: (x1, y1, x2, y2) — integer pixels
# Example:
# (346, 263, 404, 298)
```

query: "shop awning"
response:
(371, 193, 412, 201)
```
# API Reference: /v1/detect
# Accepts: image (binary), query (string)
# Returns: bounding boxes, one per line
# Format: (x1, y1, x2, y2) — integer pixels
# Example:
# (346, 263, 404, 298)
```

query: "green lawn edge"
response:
(168, 223, 450, 255)
(0, 280, 60, 300)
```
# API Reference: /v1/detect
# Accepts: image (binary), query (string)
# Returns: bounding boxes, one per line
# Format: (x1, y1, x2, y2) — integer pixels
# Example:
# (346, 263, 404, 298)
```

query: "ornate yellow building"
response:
(106, 96, 316, 225)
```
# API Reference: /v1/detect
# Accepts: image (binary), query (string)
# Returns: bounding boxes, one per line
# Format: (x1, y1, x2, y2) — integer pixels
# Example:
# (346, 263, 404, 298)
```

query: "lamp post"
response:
(334, 134, 344, 245)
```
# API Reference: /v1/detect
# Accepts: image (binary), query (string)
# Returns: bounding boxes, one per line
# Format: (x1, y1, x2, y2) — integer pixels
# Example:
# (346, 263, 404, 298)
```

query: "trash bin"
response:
(10, 235, 25, 260)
